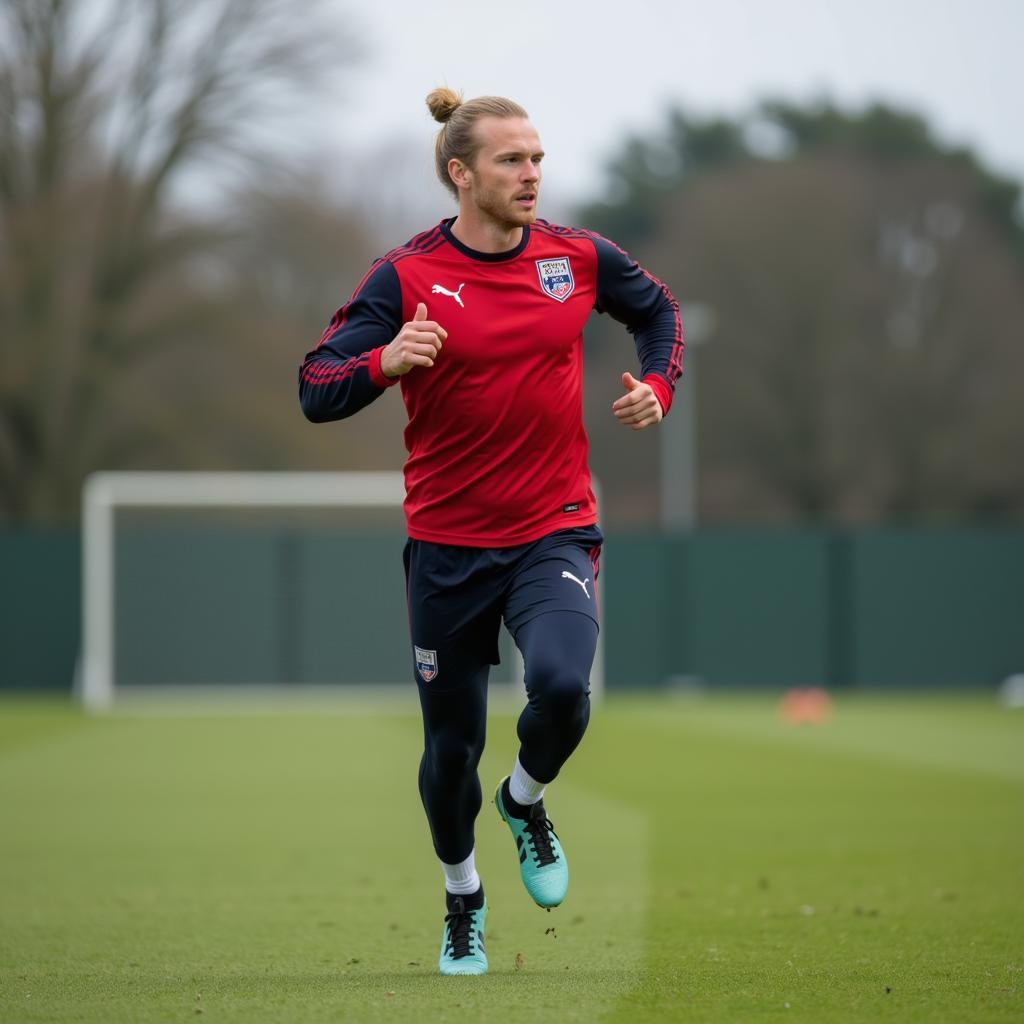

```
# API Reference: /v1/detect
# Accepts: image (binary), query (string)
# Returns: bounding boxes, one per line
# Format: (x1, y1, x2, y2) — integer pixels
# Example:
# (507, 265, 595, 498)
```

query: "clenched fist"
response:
(381, 302, 447, 378)
(612, 371, 663, 430)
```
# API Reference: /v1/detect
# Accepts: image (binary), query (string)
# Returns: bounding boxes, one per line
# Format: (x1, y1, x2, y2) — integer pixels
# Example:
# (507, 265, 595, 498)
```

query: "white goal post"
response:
(79, 471, 605, 711)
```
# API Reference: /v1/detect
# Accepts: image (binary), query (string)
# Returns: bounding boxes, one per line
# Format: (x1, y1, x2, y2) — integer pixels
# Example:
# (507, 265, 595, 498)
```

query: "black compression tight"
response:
(416, 610, 598, 864)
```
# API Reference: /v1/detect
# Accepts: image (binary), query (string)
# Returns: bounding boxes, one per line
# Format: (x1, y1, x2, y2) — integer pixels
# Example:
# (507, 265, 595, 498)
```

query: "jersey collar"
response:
(440, 217, 531, 262)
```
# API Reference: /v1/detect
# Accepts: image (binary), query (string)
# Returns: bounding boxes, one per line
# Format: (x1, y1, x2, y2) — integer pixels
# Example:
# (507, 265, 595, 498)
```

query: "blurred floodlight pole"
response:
(661, 303, 716, 531)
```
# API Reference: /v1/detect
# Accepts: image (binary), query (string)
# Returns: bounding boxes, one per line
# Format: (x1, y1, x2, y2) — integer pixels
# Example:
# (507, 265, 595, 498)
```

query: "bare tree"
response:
(0, 0, 356, 523)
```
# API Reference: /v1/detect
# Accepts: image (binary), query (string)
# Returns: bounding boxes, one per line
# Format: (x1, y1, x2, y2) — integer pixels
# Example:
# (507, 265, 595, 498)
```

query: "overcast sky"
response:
(323, 0, 1021, 211)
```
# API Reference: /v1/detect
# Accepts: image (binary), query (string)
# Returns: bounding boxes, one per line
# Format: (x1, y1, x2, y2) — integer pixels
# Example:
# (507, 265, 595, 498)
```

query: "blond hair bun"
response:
(425, 91, 529, 199)
(426, 87, 463, 124)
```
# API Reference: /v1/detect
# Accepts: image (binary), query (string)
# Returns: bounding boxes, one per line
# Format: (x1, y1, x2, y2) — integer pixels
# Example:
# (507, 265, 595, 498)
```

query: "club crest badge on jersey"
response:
(536, 257, 575, 302)
(414, 646, 438, 682)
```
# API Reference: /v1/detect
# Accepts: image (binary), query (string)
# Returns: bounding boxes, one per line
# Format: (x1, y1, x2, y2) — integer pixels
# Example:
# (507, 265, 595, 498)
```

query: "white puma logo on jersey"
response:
(561, 570, 590, 598)
(431, 282, 465, 307)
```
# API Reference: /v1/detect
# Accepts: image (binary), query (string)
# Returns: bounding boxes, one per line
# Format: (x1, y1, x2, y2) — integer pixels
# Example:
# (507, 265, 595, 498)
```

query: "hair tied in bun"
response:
(426, 87, 463, 124)
(426, 90, 528, 199)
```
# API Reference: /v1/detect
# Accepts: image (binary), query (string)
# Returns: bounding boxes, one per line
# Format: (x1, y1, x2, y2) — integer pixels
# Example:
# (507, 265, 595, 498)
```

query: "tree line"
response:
(580, 102, 1024, 525)
(2, 0, 1022, 526)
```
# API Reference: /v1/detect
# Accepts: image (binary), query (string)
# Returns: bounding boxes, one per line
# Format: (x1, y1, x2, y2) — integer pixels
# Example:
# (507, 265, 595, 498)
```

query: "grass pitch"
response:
(0, 693, 1021, 1023)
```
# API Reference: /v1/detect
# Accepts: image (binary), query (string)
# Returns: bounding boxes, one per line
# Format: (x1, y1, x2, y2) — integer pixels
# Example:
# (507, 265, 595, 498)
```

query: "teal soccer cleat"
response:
(495, 777, 569, 908)
(438, 894, 488, 976)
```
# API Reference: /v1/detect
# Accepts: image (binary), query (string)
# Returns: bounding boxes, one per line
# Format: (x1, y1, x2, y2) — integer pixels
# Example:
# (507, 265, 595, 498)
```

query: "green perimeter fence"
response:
(1, 529, 1022, 691)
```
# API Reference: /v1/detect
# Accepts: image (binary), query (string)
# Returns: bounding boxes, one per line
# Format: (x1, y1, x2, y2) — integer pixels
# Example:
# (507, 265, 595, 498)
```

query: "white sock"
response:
(441, 849, 480, 895)
(509, 756, 546, 807)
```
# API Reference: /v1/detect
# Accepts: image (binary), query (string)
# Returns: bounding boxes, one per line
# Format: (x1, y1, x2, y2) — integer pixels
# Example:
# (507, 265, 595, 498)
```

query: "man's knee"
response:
(531, 662, 591, 720)
(425, 728, 483, 780)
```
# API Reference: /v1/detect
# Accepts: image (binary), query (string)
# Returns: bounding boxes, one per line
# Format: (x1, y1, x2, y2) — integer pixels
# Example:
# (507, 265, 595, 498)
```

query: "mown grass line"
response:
(0, 695, 1020, 1022)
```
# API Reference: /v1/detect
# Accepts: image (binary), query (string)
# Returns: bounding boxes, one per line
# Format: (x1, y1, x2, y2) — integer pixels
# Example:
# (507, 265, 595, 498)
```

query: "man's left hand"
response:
(612, 372, 663, 430)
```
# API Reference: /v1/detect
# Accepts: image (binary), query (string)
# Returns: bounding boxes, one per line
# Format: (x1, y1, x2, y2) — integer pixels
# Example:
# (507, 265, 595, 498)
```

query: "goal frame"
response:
(79, 471, 605, 711)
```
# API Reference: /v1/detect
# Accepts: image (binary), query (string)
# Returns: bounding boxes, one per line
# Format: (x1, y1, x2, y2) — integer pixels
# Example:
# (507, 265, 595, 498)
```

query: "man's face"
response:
(461, 116, 543, 230)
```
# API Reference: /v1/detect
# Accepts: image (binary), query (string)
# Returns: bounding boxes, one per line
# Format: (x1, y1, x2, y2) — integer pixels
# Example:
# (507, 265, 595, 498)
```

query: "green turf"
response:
(0, 694, 1021, 1023)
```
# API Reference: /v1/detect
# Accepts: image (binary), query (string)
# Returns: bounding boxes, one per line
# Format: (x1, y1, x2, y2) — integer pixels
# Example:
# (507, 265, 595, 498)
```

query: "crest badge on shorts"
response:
(414, 646, 438, 682)
(535, 257, 575, 302)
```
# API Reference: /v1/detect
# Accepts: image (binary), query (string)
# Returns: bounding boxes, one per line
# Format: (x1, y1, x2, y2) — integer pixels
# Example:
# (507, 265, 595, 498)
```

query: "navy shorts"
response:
(403, 526, 602, 692)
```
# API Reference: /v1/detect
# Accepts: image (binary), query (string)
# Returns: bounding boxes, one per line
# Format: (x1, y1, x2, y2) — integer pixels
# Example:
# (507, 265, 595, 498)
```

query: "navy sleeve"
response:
(298, 258, 403, 423)
(590, 234, 684, 415)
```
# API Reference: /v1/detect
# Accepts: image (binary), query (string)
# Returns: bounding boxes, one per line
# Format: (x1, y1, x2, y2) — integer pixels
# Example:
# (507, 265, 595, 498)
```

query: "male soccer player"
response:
(299, 88, 682, 976)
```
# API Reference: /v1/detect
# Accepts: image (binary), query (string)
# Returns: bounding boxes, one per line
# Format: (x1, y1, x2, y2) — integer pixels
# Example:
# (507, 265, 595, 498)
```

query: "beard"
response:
(471, 180, 538, 231)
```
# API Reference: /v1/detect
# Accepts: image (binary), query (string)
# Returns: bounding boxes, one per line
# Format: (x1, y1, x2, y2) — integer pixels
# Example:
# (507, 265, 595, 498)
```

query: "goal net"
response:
(79, 471, 604, 711)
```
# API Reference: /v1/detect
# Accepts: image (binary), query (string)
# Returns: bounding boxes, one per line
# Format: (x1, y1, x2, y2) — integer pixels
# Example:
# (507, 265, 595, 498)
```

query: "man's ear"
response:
(448, 158, 472, 191)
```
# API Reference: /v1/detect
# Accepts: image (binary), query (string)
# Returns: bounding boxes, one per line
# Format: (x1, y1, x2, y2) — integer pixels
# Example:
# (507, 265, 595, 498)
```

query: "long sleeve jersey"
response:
(299, 217, 683, 547)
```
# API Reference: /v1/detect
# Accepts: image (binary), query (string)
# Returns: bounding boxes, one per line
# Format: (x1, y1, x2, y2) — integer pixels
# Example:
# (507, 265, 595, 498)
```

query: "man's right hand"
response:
(380, 302, 446, 378)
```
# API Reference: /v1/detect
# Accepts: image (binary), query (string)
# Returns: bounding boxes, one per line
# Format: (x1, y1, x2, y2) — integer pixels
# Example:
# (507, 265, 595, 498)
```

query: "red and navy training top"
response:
(298, 218, 683, 547)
